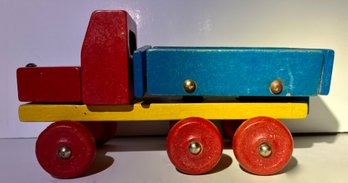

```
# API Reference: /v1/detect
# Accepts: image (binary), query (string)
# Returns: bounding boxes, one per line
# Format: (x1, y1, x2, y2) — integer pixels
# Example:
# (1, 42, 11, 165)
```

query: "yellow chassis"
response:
(19, 101, 308, 122)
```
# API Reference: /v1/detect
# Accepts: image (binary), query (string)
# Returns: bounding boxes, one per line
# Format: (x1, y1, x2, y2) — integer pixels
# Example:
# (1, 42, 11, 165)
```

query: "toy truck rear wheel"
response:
(166, 117, 223, 174)
(232, 117, 293, 175)
(35, 121, 96, 178)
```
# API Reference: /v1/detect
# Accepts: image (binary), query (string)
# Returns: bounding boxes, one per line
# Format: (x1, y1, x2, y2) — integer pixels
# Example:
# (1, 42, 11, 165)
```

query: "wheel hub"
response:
(258, 142, 272, 158)
(188, 141, 202, 155)
(57, 145, 72, 159)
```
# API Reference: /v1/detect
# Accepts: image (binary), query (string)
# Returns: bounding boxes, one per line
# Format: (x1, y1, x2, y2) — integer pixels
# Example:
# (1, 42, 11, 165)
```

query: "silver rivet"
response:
(270, 80, 283, 94)
(188, 141, 201, 155)
(184, 79, 196, 93)
(258, 142, 272, 158)
(57, 146, 72, 159)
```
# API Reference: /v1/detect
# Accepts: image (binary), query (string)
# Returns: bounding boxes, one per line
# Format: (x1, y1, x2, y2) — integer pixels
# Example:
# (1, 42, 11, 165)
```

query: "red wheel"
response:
(221, 120, 244, 139)
(233, 117, 293, 175)
(166, 117, 223, 174)
(36, 121, 96, 178)
(82, 122, 117, 146)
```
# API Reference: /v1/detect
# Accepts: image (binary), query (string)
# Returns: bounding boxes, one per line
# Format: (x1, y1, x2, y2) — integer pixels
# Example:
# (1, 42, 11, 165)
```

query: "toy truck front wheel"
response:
(35, 121, 96, 178)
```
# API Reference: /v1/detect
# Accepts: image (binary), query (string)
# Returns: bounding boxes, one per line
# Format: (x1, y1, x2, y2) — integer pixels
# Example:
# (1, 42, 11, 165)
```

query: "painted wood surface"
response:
(19, 101, 308, 122)
(145, 47, 334, 97)
(133, 45, 151, 98)
(16, 67, 81, 102)
(81, 10, 137, 105)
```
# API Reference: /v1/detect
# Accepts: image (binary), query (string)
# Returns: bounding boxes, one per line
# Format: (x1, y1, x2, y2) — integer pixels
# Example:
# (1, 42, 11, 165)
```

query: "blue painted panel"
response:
(319, 49, 334, 95)
(133, 45, 151, 98)
(146, 47, 332, 97)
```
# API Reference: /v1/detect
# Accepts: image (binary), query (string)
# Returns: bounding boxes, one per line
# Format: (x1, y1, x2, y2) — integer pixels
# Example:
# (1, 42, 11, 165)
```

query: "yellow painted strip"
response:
(19, 102, 308, 122)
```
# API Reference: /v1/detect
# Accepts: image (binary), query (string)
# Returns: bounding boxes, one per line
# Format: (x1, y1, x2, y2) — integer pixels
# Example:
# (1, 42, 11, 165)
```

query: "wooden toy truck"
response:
(16, 10, 334, 178)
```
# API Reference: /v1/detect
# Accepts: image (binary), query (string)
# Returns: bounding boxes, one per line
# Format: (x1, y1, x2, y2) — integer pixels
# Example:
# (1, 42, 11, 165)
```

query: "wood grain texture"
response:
(146, 47, 334, 97)
(19, 101, 308, 122)
(81, 10, 137, 104)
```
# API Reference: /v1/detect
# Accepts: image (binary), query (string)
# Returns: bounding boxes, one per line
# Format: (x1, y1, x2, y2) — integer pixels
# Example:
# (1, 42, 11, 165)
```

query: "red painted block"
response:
(81, 10, 137, 105)
(17, 67, 81, 102)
